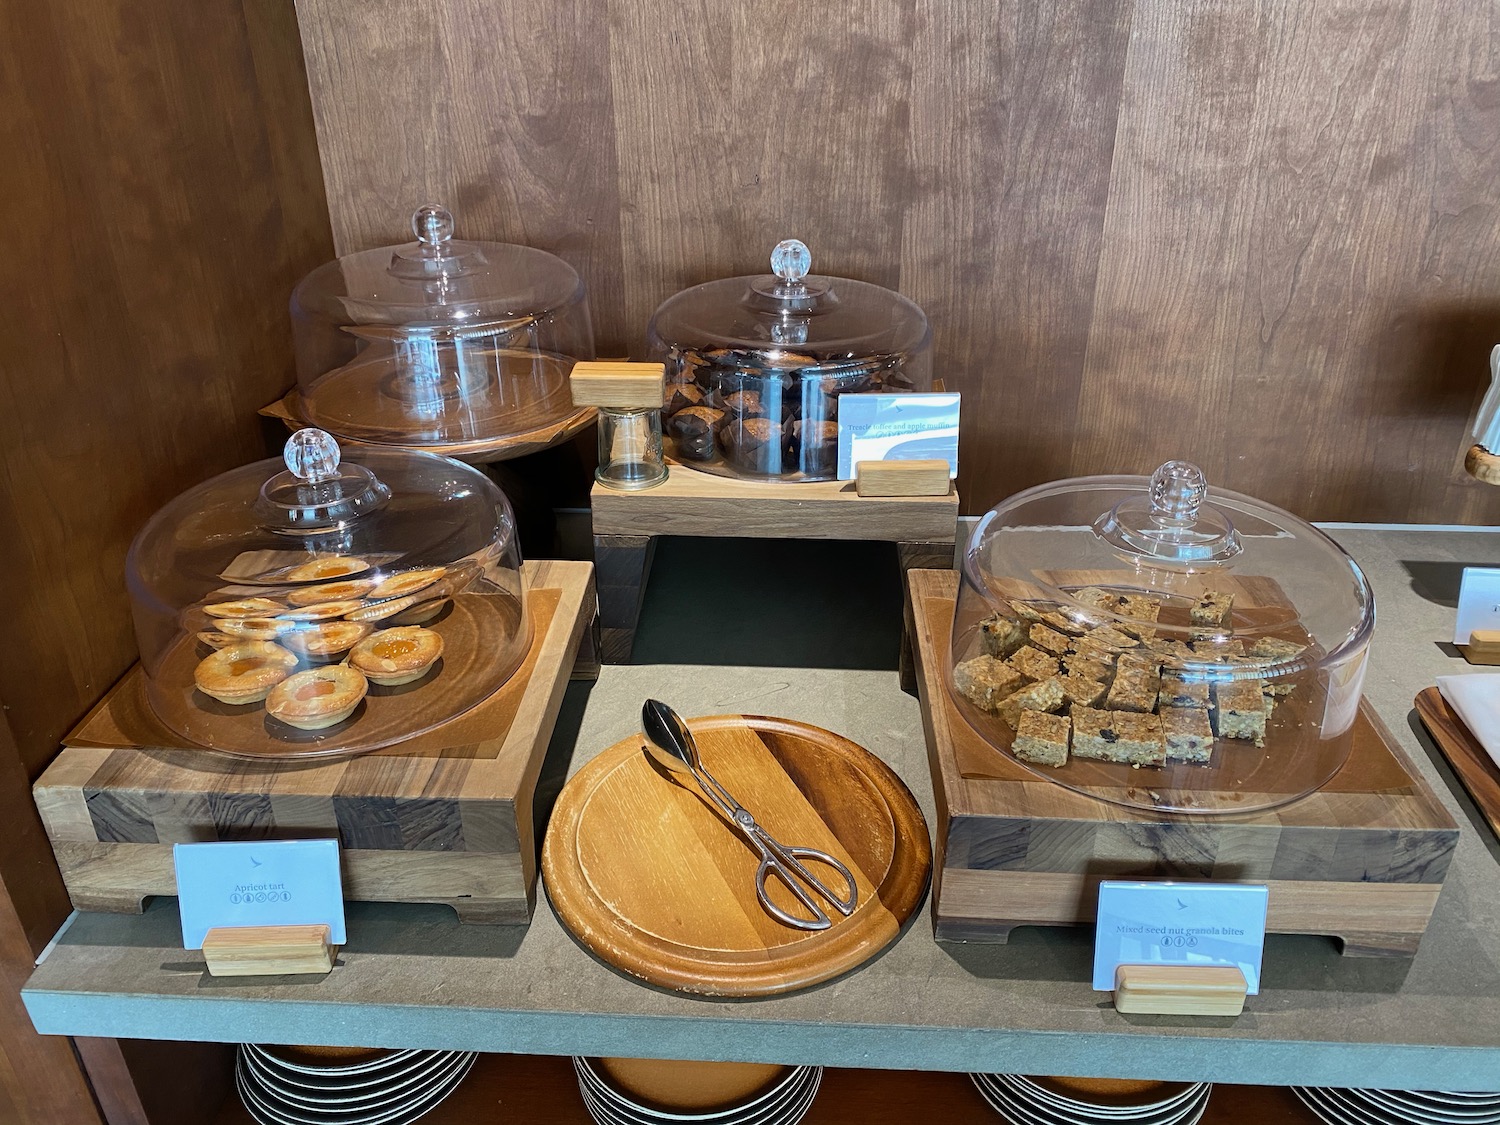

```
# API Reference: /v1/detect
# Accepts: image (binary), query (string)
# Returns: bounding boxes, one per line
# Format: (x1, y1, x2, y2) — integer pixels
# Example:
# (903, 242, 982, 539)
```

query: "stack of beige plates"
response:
(574, 1056, 821, 1125)
(235, 1044, 476, 1125)
(969, 1074, 1212, 1125)
(1294, 1086, 1500, 1125)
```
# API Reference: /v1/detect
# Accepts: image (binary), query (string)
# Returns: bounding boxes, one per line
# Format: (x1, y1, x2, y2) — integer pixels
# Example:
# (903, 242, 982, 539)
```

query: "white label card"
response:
(174, 839, 346, 950)
(1454, 566, 1500, 645)
(835, 393, 960, 480)
(1092, 881, 1268, 994)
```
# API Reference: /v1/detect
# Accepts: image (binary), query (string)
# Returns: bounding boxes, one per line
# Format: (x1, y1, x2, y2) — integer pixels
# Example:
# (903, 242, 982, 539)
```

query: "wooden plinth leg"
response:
(1335, 930, 1426, 958)
(572, 616, 602, 681)
(897, 543, 955, 694)
(595, 534, 656, 664)
(448, 898, 533, 925)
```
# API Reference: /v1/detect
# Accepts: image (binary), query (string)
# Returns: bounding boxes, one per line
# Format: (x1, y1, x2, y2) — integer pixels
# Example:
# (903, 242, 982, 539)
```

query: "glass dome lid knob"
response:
(771, 239, 811, 284)
(1150, 460, 1208, 526)
(749, 237, 828, 311)
(256, 429, 391, 533)
(284, 427, 342, 484)
(388, 203, 478, 281)
(1094, 460, 1243, 565)
(413, 204, 455, 252)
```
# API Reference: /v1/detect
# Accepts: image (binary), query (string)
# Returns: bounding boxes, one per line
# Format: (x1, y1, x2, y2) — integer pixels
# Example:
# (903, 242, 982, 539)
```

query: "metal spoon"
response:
(641, 699, 859, 931)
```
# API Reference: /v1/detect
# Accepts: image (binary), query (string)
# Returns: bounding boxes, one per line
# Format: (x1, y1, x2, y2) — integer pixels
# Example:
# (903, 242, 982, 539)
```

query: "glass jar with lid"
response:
(126, 428, 530, 759)
(290, 204, 593, 457)
(646, 239, 932, 481)
(949, 461, 1375, 815)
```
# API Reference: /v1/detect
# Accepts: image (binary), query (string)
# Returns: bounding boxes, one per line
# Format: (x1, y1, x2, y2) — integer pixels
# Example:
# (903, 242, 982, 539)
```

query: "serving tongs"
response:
(641, 699, 859, 931)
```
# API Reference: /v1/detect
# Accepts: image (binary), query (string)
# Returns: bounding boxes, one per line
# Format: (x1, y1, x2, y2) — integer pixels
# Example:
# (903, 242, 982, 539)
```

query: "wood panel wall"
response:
(0, 0, 333, 1119)
(296, 0, 1500, 522)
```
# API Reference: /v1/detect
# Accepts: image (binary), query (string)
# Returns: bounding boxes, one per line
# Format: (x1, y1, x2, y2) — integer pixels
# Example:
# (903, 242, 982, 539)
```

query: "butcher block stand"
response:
(906, 569, 1458, 957)
(33, 560, 596, 925)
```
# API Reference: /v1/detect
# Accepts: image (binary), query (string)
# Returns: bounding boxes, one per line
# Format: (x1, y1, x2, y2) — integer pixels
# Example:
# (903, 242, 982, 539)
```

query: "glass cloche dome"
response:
(290, 204, 594, 456)
(950, 461, 1375, 815)
(126, 429, 530, 759)
(646, 239, 932, 481)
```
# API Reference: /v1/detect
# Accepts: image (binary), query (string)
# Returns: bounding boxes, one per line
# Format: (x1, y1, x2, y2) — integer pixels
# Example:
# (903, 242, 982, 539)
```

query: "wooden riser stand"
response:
(34, 560, 597, 925)
(907, 569, 1459, 957)
(591, 468, 959, 677)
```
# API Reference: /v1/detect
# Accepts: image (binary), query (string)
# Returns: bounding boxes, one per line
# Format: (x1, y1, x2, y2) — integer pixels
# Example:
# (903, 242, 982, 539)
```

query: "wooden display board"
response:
(591, 468, 959, 668)
(32, 560, 596, 925)
(542, 715, 931, 996)
(907, 569, 1459, 957)
(260, 393, 597, 465)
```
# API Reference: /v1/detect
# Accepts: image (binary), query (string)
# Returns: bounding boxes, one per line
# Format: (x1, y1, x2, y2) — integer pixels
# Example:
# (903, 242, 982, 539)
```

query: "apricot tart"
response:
(217, 617, 297, 641)
(284, 578, 376, 607)
(344, 595, 418, 623)
(194, 642, 299, 705)
(283, 556, 370, 583)
(278, 599, 368, 622)
(368, 567, 446, 601)
(265, 666, 368, 730)
(203, 597, 283, 619)
(349, 626, 444, 686)
(281, 620, 372, 659)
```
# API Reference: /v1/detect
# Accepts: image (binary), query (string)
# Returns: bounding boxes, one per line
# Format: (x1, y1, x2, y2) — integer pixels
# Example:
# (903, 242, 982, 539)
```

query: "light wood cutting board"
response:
(541, 715, 931, 997)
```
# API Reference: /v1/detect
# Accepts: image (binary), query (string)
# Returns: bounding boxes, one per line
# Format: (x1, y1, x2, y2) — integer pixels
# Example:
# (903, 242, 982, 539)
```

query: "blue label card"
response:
(1454, 566, 1500, 645)
(836, 393, 961, 481)
(1093, 881, 1268, 994)
(174, 839, 345, 950)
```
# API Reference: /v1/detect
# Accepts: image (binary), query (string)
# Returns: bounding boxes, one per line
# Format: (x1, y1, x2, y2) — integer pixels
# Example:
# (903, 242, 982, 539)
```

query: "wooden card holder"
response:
(1460, 628, 1500, 666)
(202, 924, 336, 978)
(569, 361, 666, 409)
(1113, 964, 1248, 1017)
(855, 460, 952, 497)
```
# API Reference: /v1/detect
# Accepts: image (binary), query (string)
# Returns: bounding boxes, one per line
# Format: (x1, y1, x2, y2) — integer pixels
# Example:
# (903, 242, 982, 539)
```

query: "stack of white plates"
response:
(574, 1056, 822, 1125)
(969, 1074, 1212, 1125)
(1294, 1086, 1500, 1125)
(235, 1044, 477, 1125)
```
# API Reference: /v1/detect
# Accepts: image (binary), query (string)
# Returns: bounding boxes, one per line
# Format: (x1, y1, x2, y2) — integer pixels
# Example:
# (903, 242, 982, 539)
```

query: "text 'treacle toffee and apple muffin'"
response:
(265, 665, 368, 730)
(349, 626, 444, 686)
(194, 642, 299, 705)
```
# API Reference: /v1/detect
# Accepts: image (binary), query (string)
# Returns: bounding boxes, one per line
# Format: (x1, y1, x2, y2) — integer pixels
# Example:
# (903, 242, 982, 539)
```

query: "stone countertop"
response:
(22, 529, 1500, 1089)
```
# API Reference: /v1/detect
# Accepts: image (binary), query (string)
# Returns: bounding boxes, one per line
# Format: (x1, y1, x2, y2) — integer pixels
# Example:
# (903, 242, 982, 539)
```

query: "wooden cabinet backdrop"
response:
(296, 0, 1500, 523)
(3, 1, 1500, 1121)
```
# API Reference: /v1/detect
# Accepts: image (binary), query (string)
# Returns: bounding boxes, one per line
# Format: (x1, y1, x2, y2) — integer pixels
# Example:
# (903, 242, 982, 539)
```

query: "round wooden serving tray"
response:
(542, 715, 931, 997)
